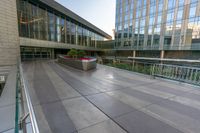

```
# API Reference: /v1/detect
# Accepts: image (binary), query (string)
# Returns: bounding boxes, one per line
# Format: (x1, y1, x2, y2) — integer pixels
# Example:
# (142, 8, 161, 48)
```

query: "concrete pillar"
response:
(51, 49, 55, 59)
(132, 50, 136, 68)
(160, 50, 165, 64)
(133, 50, 136, 57)
(160, 50, 165, 59)
(0, 0, 20, 66)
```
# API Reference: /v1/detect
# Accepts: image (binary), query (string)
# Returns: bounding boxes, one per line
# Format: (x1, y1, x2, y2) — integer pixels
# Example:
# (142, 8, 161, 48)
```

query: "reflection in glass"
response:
(115, 0, 200, 49)
(17, 0, 105, 47)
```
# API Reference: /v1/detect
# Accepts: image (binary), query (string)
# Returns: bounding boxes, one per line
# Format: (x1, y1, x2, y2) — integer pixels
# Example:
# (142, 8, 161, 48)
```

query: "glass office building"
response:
(16, 0, 111, 59)
(115, 0, 200, 51)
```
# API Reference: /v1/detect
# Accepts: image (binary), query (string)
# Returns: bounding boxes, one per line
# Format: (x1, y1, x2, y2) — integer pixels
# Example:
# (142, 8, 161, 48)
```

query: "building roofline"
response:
(39, 0, 112, 39)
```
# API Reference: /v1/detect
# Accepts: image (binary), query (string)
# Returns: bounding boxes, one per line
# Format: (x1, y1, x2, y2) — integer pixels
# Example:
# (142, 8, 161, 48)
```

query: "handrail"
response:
(128, 57, 200, 63)
(19, 63, 40, 133)
(15, 62, 20, 133)
(114, 43, 200, 50)
(151, 63, 200, 86)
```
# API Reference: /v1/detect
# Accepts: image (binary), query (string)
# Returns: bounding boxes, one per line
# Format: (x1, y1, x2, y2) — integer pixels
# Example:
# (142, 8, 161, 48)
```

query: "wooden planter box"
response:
(58, 55, 97, 71)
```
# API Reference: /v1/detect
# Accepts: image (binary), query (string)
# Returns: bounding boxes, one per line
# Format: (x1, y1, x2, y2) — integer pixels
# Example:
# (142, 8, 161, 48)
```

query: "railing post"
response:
(193, 69, 198, 83)
(189, 69, 193, 82)
(186, 68, 190, 82)
(151, 64, 156, 79)
(20, 113, 29, 133)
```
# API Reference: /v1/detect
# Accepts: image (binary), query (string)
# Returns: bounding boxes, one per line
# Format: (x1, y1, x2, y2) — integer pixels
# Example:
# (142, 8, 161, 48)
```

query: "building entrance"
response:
(21, 47, 53, 61)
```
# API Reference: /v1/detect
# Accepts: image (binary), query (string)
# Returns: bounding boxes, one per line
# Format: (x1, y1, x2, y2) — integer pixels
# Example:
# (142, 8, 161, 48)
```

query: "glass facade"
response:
(115, 0, 200, 49)
(17, 0, 105, 48)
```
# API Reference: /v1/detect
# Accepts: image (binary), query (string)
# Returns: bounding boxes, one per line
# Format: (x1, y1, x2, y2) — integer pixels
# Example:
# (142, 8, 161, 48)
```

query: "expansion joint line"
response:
(49, 62, 129, 133)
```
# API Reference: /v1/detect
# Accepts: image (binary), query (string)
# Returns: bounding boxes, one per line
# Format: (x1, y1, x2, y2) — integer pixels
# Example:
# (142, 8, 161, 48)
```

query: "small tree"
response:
(78, 50, 86, 58)
(67, 49, 78, 58)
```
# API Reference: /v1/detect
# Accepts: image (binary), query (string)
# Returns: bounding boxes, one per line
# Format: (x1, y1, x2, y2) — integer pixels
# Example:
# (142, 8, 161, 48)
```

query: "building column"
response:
(132, 50, 136, 68)
(51, 49, 55, 59)
(160, 50, 165, 64)
(0, 0, 20, 65)
(160, 50, 165, 59)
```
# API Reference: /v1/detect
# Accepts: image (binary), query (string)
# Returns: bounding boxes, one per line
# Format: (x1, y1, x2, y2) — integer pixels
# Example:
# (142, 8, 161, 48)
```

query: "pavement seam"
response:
(32, 95, 83, 107)
(105, 89, 187, 133)
(53, 61, 158, 96)
(1, 127, 15, 133)
(53, 63, 160, 91)
(52, 62, 127, 95)
(49, 62, 129, 133)
(51, 61, 197, 133)
(57, 61, 157, 89)
(75, 119, 109, 132)
(33, 61, 78, 133)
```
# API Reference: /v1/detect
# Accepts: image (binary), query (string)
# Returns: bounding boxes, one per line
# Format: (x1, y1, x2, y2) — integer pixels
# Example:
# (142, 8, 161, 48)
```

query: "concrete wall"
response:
(0, 0, 19, 66)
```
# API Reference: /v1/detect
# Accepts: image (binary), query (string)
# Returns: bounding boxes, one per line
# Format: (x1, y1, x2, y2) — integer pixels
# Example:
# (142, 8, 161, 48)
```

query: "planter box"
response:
(58, 55, 97, 71)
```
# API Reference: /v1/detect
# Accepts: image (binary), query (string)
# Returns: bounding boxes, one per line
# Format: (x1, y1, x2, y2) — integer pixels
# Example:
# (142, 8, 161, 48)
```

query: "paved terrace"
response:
(22, 61, 200, 133)
(0, 66, 16, 133)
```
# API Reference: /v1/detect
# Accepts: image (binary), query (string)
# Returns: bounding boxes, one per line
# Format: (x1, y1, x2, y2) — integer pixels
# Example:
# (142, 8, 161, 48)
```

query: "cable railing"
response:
(151, 64, 200, 86)
(15, 60, 39, 133)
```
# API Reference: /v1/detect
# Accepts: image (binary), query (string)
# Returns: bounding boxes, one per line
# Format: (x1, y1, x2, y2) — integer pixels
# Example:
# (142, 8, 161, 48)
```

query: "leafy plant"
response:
(78, 50, 86, 58)
(67, 48, 78, 58)
(67, 49, 86, 58)
(105, 62, 151, 75)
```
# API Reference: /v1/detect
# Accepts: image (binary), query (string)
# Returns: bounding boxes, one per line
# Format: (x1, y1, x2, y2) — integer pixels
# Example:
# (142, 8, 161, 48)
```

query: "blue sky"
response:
(55, 0, 116, 39)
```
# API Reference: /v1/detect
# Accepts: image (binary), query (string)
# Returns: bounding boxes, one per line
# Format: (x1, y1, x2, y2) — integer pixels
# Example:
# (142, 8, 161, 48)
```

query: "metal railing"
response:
(15, 60, 40, 133)
(114, 43, 200, 50)
(103, 57, 200, 86)
(15, 62, 20, 133)
(151, 64, 200, 86)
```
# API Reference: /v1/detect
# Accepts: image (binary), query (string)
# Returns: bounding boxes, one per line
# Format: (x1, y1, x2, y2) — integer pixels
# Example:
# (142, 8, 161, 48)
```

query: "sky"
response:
(55, 0, 116, 39)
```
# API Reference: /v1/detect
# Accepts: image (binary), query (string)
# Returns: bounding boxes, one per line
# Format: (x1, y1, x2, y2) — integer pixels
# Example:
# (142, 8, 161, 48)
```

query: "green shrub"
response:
(78, 50, 86, 58)
(67, 49, 86, 58)
(105, 62, 152, 75)
(67, 48, 78, 58)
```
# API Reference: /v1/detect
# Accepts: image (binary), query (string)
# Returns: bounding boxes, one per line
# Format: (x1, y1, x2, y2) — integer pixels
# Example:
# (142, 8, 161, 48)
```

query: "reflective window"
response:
(48, 12, 55, 41)
(30, 4, 39, 39)
(77, 26, 83, 45)
(70, 22, 76, 44)
(17, 0, 106, 48)
(189, 4, 196, 17)
(38, 8, 47, 40)
(66, 20, 71, 44)
(56, 16, 61, 42)
(61, 18, 65, 43)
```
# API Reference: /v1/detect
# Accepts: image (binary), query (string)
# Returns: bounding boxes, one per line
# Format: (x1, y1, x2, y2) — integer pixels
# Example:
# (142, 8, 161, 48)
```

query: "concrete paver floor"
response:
(22, 61, 200, 133)
(0, 66, 16, 133)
